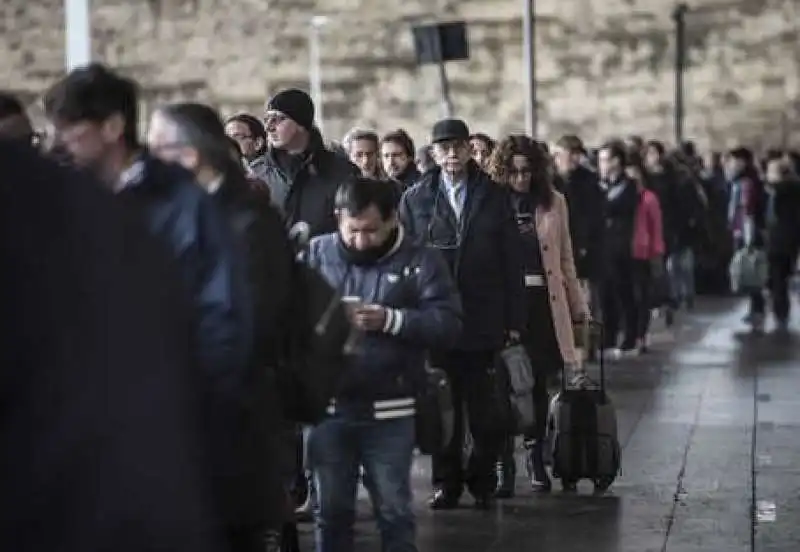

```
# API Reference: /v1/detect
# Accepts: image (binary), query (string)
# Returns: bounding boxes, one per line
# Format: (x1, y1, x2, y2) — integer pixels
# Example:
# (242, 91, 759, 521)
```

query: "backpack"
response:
(279, 260, 351, 424)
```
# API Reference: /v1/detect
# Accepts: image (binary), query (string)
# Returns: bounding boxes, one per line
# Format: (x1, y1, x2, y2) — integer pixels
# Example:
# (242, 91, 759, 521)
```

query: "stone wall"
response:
(2, 0, 799, 150)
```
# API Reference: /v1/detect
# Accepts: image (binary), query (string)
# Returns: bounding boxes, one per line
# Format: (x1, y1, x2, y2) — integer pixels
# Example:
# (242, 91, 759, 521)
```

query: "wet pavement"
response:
(299, 297, 800, 551)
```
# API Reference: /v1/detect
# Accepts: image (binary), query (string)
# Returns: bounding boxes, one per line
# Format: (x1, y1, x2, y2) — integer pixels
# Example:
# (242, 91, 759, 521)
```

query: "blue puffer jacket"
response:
(306, 228, 462, 420)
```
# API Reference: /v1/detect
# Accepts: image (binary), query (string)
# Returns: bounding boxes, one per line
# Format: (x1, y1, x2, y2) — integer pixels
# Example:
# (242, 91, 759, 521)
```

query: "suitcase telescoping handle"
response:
(561, 320, 605, 393)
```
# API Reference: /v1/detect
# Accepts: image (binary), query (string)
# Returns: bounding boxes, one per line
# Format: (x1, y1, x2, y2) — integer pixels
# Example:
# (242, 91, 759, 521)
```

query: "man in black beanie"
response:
(260, 88, 358, 538)
(261, 88, 358, 244)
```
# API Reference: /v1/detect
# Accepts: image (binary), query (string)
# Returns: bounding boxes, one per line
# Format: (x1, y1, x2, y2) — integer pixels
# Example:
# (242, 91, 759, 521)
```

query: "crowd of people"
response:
(1, 61, 799, 552)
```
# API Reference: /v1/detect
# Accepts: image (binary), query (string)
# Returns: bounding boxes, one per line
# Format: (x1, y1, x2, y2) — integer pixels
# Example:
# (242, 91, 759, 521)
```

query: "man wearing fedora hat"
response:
(399, 118, 526, 510)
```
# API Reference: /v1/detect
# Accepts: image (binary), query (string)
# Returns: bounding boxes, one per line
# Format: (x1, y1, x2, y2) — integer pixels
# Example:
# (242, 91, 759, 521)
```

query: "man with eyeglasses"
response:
(259, 89, 358, 533)
(399, 118, 526, 510)
(0, 92, 36, 146)
(225, 113, 269, 183)
(259, 88, 358, 244)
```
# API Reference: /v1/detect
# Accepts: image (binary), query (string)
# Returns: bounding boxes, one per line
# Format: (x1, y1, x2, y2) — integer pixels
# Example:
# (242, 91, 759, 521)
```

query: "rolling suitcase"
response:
(547, 330, 620, 492)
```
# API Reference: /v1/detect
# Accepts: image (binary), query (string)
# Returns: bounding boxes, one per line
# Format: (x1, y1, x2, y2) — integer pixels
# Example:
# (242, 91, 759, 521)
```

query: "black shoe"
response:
(428, 488, 460, 510)
(473, 493, 494, 510)
(561, 479, 578, 492)
(525, 441, 552, 493)
(665, 308, 675, 327)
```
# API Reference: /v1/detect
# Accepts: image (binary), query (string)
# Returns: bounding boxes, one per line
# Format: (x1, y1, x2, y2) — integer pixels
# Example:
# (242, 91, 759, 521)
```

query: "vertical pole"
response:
(309, 16, 328, 133)
(673, 4, 688, 146)
(523, 0, 537, 137)
(65, 0, 92, 70)
(437, 61, 454, 118)
(430, 30, 454, 118)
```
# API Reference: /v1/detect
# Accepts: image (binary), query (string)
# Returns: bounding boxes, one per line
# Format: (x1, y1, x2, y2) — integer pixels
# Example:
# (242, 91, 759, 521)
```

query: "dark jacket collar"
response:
(420, 159, 490, 191)
(267, 127, 327, 172)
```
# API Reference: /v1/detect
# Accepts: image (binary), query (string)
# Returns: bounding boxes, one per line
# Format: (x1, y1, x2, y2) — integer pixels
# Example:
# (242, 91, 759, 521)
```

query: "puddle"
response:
(756, 500, 777, 522)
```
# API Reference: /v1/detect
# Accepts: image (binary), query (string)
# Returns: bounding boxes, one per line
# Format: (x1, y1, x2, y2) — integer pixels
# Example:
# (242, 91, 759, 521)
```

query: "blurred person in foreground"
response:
(43, 63, 254, 547)
(0, 91, 35, 145)
(148, 102, 296, 551)
(0, 141, 225, 552)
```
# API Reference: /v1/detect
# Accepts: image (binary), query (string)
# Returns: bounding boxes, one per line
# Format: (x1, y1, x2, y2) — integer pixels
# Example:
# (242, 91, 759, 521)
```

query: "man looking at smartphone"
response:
(304, 177, 462, 552)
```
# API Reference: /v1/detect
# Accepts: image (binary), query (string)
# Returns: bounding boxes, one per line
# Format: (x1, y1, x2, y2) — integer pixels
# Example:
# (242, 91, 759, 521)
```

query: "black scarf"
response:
(337, 226, 400, 266)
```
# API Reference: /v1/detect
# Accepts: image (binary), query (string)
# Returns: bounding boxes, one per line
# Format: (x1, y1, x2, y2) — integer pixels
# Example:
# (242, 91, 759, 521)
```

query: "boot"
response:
(524, 440, 552, 493)
(494, 437, 516, 498)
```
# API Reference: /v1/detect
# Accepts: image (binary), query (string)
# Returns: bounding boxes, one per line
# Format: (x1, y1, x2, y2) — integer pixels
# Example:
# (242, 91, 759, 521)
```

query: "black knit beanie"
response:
(267, 88, 315, 131)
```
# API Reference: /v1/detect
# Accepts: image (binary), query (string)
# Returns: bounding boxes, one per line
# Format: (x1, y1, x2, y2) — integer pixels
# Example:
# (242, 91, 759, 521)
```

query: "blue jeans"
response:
(308, 415, 417, 552)
(667, 248, 695, 306)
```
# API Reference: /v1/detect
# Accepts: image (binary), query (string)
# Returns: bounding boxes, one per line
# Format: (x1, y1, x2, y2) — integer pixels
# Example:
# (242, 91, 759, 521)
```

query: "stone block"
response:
(1, 0, 798, 150)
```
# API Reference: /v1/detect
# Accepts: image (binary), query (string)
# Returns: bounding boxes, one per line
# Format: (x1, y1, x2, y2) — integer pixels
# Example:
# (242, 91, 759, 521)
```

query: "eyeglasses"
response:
(264, 112, 288, 127)
(508, 167, 532, 177)
(148, 141, 189, 155)
(228, 133, 253, 141)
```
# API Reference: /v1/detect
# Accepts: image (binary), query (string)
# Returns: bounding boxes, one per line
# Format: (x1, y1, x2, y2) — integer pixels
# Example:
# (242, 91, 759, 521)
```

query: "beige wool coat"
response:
(532, 190, 588, 364)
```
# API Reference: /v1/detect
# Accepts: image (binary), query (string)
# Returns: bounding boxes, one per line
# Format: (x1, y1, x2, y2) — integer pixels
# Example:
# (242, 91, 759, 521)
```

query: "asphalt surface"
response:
(299, 297, 800, 551)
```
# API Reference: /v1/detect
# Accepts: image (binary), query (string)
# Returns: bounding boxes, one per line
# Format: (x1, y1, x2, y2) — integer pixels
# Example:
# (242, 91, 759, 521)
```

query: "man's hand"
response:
(505, 330, 521, 345)
(352, 304, 388, 332)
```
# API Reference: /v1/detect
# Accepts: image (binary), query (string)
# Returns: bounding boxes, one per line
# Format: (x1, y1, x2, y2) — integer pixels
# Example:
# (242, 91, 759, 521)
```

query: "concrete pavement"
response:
(299, 297, 800, 551)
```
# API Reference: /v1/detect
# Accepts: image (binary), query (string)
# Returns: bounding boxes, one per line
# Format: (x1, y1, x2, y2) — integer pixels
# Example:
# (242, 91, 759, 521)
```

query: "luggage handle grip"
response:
(561, 320, 605, 393)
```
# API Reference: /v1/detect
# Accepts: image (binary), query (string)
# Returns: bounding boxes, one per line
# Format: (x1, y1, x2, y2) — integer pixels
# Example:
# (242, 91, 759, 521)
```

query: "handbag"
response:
(730, 247, 768, 292)
(497, 343, 536, 434)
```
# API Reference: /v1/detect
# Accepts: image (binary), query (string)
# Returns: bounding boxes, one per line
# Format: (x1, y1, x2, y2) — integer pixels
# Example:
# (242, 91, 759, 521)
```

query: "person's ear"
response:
(101, 113, 126, 144)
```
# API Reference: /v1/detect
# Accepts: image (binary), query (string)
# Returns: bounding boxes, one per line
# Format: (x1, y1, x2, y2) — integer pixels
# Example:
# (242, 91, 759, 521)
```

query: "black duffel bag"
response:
(415, 366, 455, 455)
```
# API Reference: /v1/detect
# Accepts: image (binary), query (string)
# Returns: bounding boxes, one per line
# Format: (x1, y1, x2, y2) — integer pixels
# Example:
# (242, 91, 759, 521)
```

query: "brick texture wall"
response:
(2, 0, 799, 150)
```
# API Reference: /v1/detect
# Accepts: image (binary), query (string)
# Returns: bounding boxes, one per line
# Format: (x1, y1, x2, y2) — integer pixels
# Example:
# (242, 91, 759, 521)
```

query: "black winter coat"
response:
(399, 162, 526, 352)
(261, 128, 359, 241)
(558, 165, 606, 280)
(0, 142, 225, 552)
(211, 173, 295, 529)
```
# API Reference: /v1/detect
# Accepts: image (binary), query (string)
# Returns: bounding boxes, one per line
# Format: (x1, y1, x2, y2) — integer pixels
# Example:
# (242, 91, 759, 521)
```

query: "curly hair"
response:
(487, 134, 553, 209)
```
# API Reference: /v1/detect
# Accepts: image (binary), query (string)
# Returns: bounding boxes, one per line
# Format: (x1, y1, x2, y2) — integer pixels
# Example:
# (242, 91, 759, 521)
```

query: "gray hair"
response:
(155, 102, 241, 176)
(342, 127, 379, 153)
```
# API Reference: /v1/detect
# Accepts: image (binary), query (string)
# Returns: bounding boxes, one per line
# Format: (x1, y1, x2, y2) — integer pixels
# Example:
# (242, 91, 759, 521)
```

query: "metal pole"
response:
(65, 0, 91, 70)
(437, 61, 454, 118)
(309, 15, 328, 133)
(430, 31, 454, 117)
(523, 0, 536, 137)
(673, 4, 688, 146)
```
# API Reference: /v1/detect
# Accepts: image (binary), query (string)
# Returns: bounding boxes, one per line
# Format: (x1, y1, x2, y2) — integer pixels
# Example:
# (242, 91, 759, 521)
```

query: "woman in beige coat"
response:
(488, 135, 589, 495)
